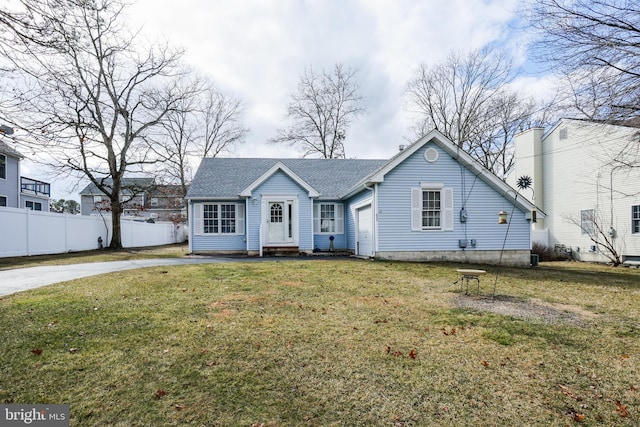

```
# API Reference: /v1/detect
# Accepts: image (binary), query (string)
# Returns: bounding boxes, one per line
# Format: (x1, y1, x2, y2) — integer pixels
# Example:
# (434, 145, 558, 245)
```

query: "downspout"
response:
(364, 182, 376, 257)
(373, 183, 379, 255)
(16, 159, 22, 208)
(187, 200, 193, 254)
(310, 197, 315, 254)
(610, 166, 622, 233)
(245, 197, 250, 253)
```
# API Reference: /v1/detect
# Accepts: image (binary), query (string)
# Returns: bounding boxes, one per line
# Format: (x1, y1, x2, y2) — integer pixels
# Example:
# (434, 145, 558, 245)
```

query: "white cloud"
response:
(27, 0, 536, 199)
(127, 0, 525, 158)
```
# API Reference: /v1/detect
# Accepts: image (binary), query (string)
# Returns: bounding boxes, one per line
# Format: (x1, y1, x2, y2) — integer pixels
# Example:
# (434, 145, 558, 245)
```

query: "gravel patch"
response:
(453, 294, 593, 327)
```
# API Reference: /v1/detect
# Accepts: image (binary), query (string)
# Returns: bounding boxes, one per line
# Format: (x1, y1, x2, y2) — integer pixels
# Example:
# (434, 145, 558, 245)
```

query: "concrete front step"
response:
(262, 246, 300, 257)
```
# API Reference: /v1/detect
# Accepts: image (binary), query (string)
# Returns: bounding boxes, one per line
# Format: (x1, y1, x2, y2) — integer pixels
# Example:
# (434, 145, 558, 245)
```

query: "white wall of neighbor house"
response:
(0, 206, 185, 257)
(514, 120, 640, 262)
(511, 127, 545, 230)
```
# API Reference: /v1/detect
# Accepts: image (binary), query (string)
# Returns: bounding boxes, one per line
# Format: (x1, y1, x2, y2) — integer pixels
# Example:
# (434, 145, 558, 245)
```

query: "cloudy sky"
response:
(24, 0, 553, 199)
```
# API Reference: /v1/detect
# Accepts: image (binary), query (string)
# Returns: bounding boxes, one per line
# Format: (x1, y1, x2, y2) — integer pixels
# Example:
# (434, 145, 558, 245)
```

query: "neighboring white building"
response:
(0, 137, 51, 212)
(511, 118, 640, 264)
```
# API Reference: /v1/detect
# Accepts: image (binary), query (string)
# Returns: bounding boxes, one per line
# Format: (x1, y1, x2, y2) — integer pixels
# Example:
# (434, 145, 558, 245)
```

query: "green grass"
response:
(1, 259, 639, 426)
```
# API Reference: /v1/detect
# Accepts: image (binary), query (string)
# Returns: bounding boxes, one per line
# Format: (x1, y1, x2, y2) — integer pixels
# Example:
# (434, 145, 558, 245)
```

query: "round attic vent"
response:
(424, 147, 438, 163)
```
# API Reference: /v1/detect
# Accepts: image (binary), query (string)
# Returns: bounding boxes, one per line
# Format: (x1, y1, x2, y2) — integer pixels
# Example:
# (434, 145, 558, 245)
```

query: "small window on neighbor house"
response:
(151, 197, 159, 207)
(25, 201, 42, 211)
(632, 205, 640, 234)
(559, 128, 568, 140)
(0, 195, 6, 207)
(0, 154, 6, 179)
(581, 209, 595, 235)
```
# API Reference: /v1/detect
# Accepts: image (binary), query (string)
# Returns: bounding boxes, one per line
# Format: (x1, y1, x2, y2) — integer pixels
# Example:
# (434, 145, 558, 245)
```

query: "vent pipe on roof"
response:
(398, 145, 405, 151)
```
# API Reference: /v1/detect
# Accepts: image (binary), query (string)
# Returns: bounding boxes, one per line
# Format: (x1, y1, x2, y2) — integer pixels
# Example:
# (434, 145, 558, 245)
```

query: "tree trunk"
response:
(109, 199, 123, 249)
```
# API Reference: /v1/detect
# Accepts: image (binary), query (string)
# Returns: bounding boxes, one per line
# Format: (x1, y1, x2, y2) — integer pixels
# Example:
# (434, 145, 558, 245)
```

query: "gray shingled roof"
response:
(187, 158, 387, 199)
(79, 178, 156, 195)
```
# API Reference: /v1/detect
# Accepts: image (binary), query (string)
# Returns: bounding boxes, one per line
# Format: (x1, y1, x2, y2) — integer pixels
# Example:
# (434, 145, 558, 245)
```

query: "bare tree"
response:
(270, 63, 365, 158)
(0, 0, 198, 249)
(406, 48, 548, 177)
(525, 0, 640, 121)
(564, 210, 622, 266)
(153, 95, 197, 199)
(201, 84, 247, 158)
(150, 78, 247, 198)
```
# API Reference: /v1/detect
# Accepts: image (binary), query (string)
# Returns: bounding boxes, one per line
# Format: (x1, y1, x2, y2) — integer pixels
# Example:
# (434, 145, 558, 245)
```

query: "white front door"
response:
(357, 205, 373, 256)
(266, 200, 296, 245)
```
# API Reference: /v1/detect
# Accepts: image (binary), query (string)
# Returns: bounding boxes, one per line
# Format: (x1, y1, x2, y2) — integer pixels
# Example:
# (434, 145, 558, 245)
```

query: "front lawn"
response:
(1, 260, 639, 426)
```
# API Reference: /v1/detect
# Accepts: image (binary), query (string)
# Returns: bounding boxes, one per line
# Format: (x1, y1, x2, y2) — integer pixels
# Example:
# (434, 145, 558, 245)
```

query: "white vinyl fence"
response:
(531, 228, 549, 247)
(0, 206, 187, 258)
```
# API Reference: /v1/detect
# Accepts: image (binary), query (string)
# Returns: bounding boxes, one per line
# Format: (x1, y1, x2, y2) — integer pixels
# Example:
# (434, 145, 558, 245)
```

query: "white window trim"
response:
(632, 205, 640, 235)
(193, 202, 245, 236)
(411, 185, 453, 231)
(313, 202, 344, 234)
(0, 194, 7, 207)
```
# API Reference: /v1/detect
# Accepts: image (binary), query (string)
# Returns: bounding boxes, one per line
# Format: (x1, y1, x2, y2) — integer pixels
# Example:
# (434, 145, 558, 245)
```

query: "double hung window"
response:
(421, 190, 441, 228)
(632, 205, 640, 234)
(411, 185, 453, 231)
(580, 209, 595, 235)
(313, 203, 344, 234)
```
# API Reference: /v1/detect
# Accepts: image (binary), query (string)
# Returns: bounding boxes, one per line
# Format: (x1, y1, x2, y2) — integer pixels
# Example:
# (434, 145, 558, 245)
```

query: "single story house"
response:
(186, 130, 540, 266)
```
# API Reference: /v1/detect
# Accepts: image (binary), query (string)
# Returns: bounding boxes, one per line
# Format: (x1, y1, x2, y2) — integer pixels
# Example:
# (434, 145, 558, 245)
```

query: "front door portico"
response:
(263, 197, 297, 247)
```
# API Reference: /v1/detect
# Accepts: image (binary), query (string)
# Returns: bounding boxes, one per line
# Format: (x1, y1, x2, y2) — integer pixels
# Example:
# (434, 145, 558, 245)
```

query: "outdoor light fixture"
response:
(498, 210, 508, 224)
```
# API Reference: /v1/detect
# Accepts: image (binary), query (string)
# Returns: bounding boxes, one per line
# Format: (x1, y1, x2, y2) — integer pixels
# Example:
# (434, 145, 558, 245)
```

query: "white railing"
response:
(0, 206, 186, 258)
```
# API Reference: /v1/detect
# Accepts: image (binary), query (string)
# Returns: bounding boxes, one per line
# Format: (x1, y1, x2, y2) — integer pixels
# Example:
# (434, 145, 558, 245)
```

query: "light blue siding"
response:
(345, 190, 374, 251)
(313, 234, 346, 251)
(312, 200, 346, 251)
(376, 143, 530, 252)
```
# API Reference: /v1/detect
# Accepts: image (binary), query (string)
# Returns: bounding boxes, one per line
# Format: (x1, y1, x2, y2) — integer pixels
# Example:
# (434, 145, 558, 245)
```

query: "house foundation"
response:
(374, 250, 532, 267)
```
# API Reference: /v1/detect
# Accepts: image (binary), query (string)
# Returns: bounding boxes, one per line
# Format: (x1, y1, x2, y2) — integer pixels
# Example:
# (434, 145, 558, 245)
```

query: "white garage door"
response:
(357, 205, 373, 257)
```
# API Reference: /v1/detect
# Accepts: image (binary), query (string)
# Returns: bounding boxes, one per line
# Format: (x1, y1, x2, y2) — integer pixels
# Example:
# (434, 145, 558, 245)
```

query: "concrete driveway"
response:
(0, 257, 255, 297)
